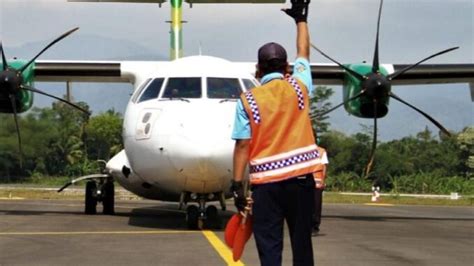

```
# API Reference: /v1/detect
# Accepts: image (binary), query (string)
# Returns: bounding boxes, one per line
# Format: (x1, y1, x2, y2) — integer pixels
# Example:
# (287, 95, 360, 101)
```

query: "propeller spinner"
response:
(0, 27, 90, 167)
(311, 0, 457, 176)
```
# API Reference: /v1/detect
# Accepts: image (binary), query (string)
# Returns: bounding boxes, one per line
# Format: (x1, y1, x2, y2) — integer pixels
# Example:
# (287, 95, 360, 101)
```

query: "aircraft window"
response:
(207, 78, 242, 99)
(162, 78, 202, 99)
(132, 78, 152, 103)
(242, 79, 256, 91)
(138, 78, 165, 103)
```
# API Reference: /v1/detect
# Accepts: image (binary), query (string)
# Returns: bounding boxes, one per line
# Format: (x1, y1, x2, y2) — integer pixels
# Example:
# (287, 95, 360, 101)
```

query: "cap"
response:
(258, 42, 287, 64)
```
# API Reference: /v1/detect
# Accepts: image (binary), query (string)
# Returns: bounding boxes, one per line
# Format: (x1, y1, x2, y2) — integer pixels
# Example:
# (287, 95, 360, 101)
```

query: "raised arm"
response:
(296, 22, 310, 60)
(282, 0, 311, 60)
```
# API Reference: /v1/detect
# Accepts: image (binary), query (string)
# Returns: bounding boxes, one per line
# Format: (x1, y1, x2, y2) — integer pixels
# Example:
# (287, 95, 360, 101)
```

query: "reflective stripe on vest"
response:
(285, 76, 305, 110)
(313, 147, 327, 188)
(241, 76, 320, 185)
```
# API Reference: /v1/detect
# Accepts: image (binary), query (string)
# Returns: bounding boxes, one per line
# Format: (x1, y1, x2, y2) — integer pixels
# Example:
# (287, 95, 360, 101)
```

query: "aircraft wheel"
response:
(85, 181, 97, 215)
(102, 181, 115, 215)
(186, 205, 199, 230)
(205, 205, 221, 229)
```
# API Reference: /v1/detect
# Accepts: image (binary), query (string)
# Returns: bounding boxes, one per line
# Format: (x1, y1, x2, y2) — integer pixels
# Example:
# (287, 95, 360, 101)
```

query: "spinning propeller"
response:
(0, 27, 90, 167)
(311, 0, 456, 175)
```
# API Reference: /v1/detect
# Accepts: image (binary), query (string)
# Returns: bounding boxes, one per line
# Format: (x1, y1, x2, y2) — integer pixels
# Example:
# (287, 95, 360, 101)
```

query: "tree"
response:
(310, 86, 334, 137)
(85, 109, 123, 161)
(457, 127, 474, 177)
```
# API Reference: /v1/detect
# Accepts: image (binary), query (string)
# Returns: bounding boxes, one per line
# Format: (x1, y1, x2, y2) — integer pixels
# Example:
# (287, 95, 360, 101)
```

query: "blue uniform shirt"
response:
(232, 57, 313, 140)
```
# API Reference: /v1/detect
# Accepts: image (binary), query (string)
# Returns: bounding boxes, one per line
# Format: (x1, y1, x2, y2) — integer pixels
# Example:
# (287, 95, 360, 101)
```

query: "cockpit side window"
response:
(162, 77, 202, 99)
(242, 79, 257, 91)
(207, 78, 242, 99)
(138, 78, 165, 103)
(132, 78, 152, 103)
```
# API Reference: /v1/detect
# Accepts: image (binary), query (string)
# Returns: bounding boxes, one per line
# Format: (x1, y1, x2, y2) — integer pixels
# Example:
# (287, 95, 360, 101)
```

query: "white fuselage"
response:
(105, 56, 256, 201)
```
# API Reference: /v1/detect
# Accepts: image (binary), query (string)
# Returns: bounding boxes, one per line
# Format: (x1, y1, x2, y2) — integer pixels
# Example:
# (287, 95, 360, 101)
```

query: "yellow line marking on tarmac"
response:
(364, 203, 394, 206)
(0, 197, 24, 200)
(0, 230, 200, 236)
(202, 230, 244, 266)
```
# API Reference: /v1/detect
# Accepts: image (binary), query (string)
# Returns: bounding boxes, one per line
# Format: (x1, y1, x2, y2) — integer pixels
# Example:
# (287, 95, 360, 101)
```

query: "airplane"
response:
(0, 0, 473, 229)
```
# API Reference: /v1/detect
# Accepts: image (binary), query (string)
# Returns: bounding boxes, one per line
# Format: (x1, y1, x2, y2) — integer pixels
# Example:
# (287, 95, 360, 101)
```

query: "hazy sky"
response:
(0, 0, 473, 140)
(1, 0, 472, 62)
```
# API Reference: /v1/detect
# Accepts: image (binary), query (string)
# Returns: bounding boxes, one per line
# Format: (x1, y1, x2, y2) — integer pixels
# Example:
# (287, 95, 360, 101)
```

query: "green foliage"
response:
(0, 102, 123, 181)
(325, 172, 373, 192)
(85, 109, 123, 161)
(457, 127, 474, 177)
(389, 173, 474, 195)
(310, 86, 334, 136)
(0, 97, 471, 197)
(320, 126, 472, 194)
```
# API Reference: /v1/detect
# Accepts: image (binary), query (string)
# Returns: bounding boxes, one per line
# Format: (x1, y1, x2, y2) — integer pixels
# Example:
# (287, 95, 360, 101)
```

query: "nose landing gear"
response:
(58, 173, 114, 215)
(183, 192, 224, 230)
(84, 178, 115, 215)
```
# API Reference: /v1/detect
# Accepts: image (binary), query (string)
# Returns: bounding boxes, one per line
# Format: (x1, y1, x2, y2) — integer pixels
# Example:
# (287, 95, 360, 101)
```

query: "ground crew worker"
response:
(312, 146, 328, 235)
(231, 0, 325, 265)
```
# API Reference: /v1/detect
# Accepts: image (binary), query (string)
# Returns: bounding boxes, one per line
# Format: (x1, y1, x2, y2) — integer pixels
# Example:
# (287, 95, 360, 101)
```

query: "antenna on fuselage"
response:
(198, 41, 203, 56)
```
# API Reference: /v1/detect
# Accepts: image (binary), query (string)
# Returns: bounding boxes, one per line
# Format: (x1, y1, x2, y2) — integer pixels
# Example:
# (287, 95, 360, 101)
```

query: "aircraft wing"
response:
(35, 61, 474, 100)
(35, 61, 126, 83)
(68, 0, 285, 3)
(35, 61, 474, 85)
(307, 63, 474, 86)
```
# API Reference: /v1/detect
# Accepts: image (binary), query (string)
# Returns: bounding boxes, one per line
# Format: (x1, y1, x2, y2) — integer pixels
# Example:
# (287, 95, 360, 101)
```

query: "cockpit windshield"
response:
(162, 77, 202, 99)
(207, 78, 242, 99)
(137, 78, 164, 103)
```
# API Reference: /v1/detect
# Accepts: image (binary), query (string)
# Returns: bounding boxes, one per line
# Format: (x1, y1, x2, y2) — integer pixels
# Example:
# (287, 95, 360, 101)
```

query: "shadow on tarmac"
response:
(121, 203, 235, 231)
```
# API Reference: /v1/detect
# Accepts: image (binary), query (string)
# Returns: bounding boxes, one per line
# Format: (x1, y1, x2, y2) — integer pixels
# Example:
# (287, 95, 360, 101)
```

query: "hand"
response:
(282, 0, 310, 23)
(231, 180, 247, 213)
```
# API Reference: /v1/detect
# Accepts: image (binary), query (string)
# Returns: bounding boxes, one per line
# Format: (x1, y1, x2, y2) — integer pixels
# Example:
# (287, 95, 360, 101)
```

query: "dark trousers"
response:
(252, 175, 315, 266)
(313, 188, 323, 229)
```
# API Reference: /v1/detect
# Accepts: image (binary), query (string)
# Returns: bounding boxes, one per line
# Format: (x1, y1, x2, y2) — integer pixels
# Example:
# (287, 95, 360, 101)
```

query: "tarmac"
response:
(0, 198, 473, 266)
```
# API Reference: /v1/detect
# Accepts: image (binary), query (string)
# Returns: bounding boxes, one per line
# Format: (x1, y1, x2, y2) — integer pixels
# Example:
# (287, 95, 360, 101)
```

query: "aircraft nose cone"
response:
(166, 102, 235, 181)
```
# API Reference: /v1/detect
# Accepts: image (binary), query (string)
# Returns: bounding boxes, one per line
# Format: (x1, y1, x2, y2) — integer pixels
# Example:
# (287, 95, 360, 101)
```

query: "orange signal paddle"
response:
(224, 213, 242, 248)
(232, 214, 253, 262)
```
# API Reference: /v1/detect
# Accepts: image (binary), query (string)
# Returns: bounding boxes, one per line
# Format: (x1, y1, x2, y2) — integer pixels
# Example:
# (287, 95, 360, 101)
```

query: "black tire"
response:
(85, 181, 97, 215)
(205, 205, 221, 229)
(102, 181, 115, 215)
(186, 205, 199, 230)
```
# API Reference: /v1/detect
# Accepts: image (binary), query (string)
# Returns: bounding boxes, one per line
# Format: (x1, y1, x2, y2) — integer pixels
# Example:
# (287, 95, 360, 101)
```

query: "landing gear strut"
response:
(182, 192, 223, 230)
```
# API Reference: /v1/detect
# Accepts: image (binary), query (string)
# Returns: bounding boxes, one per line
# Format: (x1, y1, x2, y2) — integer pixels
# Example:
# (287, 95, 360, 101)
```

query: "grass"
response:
(1, 186, 472, 206)
(0, 188, 84, 200)
(323, 192, 474, 206)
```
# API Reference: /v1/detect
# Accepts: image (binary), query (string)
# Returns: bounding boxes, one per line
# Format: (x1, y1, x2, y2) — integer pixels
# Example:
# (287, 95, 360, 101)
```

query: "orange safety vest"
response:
(241, 75, 325, 185)
(313, 146, 327, 189)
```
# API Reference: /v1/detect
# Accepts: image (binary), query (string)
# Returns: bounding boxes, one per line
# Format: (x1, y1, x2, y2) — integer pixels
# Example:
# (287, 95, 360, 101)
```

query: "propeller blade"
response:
(388, 47, 459, 80)
(365, 100, 378, 176)
(9, 94, 23, 168)
(389, 92, 451, 136)
(20, 27, 79, 73)
(311, 90, 366, 119)
(1, 41, 7, 71)
(310, 43, 367, 81)
(372, 0, 383, 73)
(21, 85, 90, 115)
